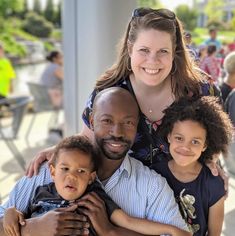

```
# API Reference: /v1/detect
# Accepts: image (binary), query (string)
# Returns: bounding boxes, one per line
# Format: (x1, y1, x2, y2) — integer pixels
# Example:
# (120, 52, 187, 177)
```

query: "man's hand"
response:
(25, 146, 55, 177)
(21, 205, 90, 236)
(3, 207, 25, 236)
(77, 192, 113, 235)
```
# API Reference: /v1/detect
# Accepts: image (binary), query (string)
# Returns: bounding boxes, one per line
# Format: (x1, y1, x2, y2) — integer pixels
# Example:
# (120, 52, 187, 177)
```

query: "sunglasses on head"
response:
(132, 8, 175, 20)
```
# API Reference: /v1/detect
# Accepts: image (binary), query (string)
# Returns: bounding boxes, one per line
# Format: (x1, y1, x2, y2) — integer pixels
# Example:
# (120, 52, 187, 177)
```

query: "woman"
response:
(40, 50, 64, 108)
(27, 8, 221, 178)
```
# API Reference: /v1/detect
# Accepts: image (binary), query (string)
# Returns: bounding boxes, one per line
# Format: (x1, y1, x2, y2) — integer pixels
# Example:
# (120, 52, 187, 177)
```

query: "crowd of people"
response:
(0, 7, 235, 236)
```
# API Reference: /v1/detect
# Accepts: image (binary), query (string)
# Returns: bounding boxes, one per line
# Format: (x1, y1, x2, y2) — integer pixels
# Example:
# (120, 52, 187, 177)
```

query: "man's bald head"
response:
(93, 87, 139, 116)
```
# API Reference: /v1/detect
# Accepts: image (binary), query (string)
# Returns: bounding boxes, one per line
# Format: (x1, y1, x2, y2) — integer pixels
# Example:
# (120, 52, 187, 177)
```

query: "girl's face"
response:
(128, 29, 174, 87)
(168, 120, 207, 168)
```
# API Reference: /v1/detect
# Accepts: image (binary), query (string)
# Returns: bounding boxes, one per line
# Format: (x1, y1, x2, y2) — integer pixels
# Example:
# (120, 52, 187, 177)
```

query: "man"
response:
(0, 87, 188, 236)
(204, 27, 221, 52)
(0, 43, 16, 99)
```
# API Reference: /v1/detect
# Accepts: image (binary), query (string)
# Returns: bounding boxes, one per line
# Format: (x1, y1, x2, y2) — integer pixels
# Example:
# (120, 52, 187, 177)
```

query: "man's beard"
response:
(95, 136, 132, 160)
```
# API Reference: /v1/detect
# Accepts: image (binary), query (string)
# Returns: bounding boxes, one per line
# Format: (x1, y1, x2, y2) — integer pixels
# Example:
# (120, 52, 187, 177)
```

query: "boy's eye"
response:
(77, 169, 85, 173)
(61, 167, 69, 171)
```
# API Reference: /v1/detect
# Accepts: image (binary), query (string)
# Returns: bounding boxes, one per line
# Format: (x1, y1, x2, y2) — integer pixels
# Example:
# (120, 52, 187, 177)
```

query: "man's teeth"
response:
(110, 143, 121, 147)
(145, 68, 159, 74)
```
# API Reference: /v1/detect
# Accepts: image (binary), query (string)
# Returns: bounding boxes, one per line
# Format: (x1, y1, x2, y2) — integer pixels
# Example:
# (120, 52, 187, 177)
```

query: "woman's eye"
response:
(139, 48, 149, 53)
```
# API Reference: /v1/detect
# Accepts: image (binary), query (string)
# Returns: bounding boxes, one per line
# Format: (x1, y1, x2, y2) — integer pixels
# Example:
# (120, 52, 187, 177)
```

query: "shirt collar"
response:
(118, 154, 132, 178)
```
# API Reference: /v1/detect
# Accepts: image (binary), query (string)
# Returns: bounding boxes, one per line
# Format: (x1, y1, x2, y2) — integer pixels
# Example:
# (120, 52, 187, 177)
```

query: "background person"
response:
(40, 50, 64, 108)
(220, 51, 235, 102)
(0, 43, 16, 100)
(152, 96, 232, 236)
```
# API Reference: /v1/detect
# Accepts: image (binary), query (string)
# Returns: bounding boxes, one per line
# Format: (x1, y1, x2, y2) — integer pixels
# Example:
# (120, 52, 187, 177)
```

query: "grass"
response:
(192, 28, 235, 46)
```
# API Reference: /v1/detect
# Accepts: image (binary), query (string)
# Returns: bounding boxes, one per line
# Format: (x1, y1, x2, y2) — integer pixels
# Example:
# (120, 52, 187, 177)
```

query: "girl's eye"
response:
(192, 140, 200, 145)
(175, 136, 183, 141)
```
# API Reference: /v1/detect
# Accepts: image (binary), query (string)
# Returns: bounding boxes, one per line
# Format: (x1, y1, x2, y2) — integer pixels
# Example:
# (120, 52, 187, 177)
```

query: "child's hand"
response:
(3, 207, 25, 236)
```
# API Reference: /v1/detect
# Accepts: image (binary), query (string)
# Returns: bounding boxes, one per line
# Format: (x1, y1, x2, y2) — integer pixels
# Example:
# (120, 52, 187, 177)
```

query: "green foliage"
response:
(205, 0, 224, 22)
(44, 41, 55, 52)
(0, 33, 27, 57)
(137, 0, 162, 8)
(44, 0, 55, 23)
(33, 0, 42, 14)
(175, 4, 198, 31)
(0, 0, 24, 17)
(22, 12, 53, 38)
(53, 1, 62, 27)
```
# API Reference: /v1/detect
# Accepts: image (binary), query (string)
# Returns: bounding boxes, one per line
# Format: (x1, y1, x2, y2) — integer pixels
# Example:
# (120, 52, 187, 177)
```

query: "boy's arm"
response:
(1, 205, 90, 236)
(77, 192, 150, 236)
(111, 209, 192, 236)
(3, 207, 25, 236)
(207, 197, 225, 236)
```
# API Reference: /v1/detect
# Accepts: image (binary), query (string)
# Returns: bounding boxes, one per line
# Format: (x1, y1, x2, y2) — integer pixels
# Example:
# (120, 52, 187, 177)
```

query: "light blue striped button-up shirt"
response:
(0, 155, 188, 233)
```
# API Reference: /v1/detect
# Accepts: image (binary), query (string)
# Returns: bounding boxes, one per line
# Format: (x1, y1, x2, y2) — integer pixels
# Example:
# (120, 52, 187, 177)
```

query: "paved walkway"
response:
(0, 111, 235, 235)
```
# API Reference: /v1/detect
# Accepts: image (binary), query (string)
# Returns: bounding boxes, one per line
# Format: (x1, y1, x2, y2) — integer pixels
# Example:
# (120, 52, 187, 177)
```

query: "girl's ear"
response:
(167, 134, 171, 143)
(49, 164, 56, 181)
(202, 144, 207, 152)
(88, 171, 96, 185)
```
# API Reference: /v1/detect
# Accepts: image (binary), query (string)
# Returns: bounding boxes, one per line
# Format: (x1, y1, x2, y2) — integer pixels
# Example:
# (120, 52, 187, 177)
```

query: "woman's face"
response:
(128, 29, 174, 87)
(54, 53, 63, 65)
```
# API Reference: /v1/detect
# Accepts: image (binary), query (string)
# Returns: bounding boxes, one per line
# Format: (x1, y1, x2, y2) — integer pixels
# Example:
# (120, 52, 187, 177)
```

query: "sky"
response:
(161, 0, 193, 10)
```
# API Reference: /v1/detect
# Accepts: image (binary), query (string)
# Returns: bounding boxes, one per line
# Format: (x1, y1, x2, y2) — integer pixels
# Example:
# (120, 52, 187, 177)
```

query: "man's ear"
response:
(89, 115, 94, 131)
(127, 40, 133, 56)
(88, 171, 96, 185)
(49, 164, 56, 181)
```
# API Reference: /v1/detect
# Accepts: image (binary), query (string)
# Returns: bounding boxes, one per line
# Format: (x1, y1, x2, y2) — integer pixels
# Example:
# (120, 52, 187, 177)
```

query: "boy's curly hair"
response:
(52, 135, 98, 171)
(159, 96, 233, 161)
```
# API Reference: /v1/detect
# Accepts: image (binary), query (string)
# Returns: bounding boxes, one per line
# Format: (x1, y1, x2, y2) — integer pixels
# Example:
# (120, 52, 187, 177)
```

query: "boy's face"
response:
(167, 120, 207, 168)
(50, 150, 96, 201)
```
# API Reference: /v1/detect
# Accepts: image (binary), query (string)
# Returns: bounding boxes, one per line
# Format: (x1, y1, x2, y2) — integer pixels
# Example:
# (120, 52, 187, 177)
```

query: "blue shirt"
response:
(0, 156, 188, 233)
(151, 161, 225, 236)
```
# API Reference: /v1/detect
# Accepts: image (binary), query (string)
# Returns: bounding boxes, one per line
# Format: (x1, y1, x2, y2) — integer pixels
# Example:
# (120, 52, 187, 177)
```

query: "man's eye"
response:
(102, 119, 112, 124)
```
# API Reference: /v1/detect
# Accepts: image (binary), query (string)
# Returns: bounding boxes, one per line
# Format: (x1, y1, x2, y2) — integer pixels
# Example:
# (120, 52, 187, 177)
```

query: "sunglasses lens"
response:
(132, 8, 175, 20)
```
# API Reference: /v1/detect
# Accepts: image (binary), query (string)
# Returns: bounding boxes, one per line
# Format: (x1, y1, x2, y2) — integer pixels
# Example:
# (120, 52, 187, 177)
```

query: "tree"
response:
(33, 0, 42, 15)
(175, 4, 198, 31)
(44, 0, 55, 23)
(137, 0, 162, 9)
(53, 1, 62, 27)
(205, 0, 224, 22)
(0, 0, 24, 17)
(22, 12, 53, 38)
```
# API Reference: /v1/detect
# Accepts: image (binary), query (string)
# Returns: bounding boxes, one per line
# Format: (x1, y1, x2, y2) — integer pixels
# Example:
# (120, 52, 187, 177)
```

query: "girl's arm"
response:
(111, 209, 192, 236)
(207, 196, 225, 236)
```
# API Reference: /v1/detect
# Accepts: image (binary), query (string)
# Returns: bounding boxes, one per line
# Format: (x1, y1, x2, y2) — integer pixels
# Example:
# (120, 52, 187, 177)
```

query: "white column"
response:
(62, 0, 137, 136)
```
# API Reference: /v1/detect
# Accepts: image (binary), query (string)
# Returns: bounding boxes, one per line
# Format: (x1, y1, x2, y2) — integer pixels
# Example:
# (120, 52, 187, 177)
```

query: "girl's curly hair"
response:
(159, 96, 233, 161)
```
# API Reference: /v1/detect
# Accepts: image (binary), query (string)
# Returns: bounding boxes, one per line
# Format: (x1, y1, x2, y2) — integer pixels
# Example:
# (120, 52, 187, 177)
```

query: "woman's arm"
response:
(111, 209, 192, 236)
(207, 196, 225, 236)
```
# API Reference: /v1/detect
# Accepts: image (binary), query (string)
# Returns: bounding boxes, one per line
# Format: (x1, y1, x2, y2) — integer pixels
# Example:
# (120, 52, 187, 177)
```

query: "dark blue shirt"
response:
(151, 161, 225, 236)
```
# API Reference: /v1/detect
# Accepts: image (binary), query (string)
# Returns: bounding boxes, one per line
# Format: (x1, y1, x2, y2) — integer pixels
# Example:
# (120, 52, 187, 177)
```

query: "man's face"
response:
(91, 94, 139, 160)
